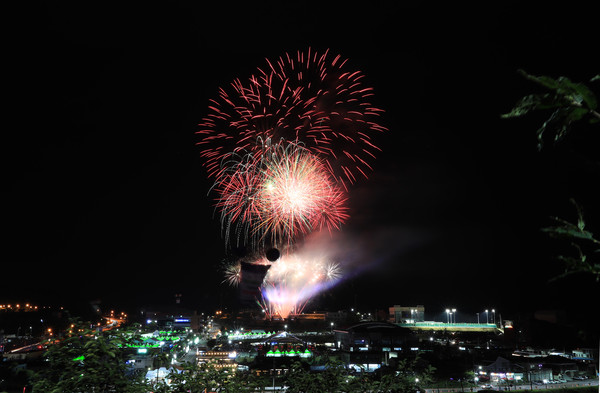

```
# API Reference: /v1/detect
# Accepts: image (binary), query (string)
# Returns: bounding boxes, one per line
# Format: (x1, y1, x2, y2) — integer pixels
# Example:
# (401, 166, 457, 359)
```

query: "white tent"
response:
(145, 366, 180, 382)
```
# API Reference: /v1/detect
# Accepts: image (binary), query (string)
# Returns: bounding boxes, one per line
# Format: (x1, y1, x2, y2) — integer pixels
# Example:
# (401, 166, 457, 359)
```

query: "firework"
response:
(197, 48, 387, 186)
(260, 252, 341, 319)
(324, 261, 342, 281)
(222, 260, 242, 287)
(200, 49, 386, 318)
(214, 141, 348, 248)
(219, 246, 342, 319)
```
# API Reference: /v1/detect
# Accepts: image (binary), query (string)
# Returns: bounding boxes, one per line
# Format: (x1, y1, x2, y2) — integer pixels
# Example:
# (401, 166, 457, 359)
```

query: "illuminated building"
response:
(260, 331, 312, 358)
(197, 349, 238, 369)
(142, 307, 202, 330)
(480, 356, 525, 382)
(333, 322, 415, 372)
(478, 354, 596, 383)
(388, 305, 425, 324)
(571, 348, 597, 362)
(246, 331, 315, 377)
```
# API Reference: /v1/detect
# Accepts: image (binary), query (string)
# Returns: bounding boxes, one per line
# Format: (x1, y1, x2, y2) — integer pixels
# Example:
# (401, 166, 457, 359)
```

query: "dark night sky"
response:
(3, 3, 599, 323)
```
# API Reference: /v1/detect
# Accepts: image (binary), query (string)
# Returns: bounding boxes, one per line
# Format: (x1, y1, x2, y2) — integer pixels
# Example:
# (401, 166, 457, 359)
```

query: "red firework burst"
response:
(214, 141, 348, 247)
(197, 48, 387, 186)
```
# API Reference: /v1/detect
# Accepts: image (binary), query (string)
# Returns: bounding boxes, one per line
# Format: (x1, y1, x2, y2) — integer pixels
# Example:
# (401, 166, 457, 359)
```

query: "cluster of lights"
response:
(485, 309, 496, 324)
(196, 352, 239, 368)
(266, 348, 312, 358)
(0, 303, 39, 311)
(108, 310, 128, 319)
(490, 372, 522, 381)
(208, 363, 237, 369)
(475, 309, 497, 324)
(199, 351, 234, 356)
(149, 335, 180, 342)
(227, 330, 275, 340)
(127, 342, 162, 348)
(144, 330, 178, 336)
(350, 308, 373, 318)
(127, 332, 182, 349)
(445, 308, 457, 323)
(67, 324, 87, 335)
(441, 308, 497, 325)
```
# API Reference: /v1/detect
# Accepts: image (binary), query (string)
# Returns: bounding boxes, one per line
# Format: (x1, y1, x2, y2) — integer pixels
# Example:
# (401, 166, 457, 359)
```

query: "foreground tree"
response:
(503, 70, 600, 281)
(502, 70, 599, 150)
(156, 361, 252, 393)
(374, 356, 435, 393)
(284, 359, 347, 393)
(32, 320, 148, 393)
(283, 355, 435, 393)
(542, 198, 600, 280)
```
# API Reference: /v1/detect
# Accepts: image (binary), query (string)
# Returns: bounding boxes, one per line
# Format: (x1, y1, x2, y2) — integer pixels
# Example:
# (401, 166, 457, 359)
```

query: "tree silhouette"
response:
(503, 71, 600, 281)
(32, 319, 148, 393)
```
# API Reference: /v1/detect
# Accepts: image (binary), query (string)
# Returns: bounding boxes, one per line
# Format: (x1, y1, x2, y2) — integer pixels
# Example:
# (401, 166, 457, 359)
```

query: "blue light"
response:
(174, 318, 190, 323)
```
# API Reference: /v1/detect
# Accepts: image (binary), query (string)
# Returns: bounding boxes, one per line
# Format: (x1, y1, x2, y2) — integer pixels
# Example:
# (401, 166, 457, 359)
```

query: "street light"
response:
(492, 309, 496, 325)
(452, 309, 456, 324)
(485, 309, 489, 324)
(446, 309, 450, 324)
(476, 312, 480, 324)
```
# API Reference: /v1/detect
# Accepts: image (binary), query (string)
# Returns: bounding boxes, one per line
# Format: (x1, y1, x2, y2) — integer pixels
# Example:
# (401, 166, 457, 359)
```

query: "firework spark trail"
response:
(257, 142, 349, 241)
(200, 49, 385, 318)
(198, 48, 386, 186)
(222, 261, 242, 287)
(214, 141, 348, 248)
(259, 252, 341, 319)
(220, 247, 342, 319)
(212, 151, 265, 246)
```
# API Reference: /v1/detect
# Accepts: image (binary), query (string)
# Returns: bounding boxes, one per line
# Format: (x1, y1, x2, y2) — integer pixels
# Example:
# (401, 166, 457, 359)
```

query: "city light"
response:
(445, 308, 457, 323)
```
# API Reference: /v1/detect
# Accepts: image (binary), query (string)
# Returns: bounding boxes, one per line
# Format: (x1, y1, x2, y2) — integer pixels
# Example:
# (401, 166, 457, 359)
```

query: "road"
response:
(424, 379, 598, 393)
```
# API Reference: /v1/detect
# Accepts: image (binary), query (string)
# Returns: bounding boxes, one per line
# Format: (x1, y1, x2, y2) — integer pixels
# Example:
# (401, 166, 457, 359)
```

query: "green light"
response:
(72, 355, 85, 362)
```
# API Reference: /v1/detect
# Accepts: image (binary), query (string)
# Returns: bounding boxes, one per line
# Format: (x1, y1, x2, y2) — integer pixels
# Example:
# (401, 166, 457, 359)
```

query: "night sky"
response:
(3, 3, 599, 324)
